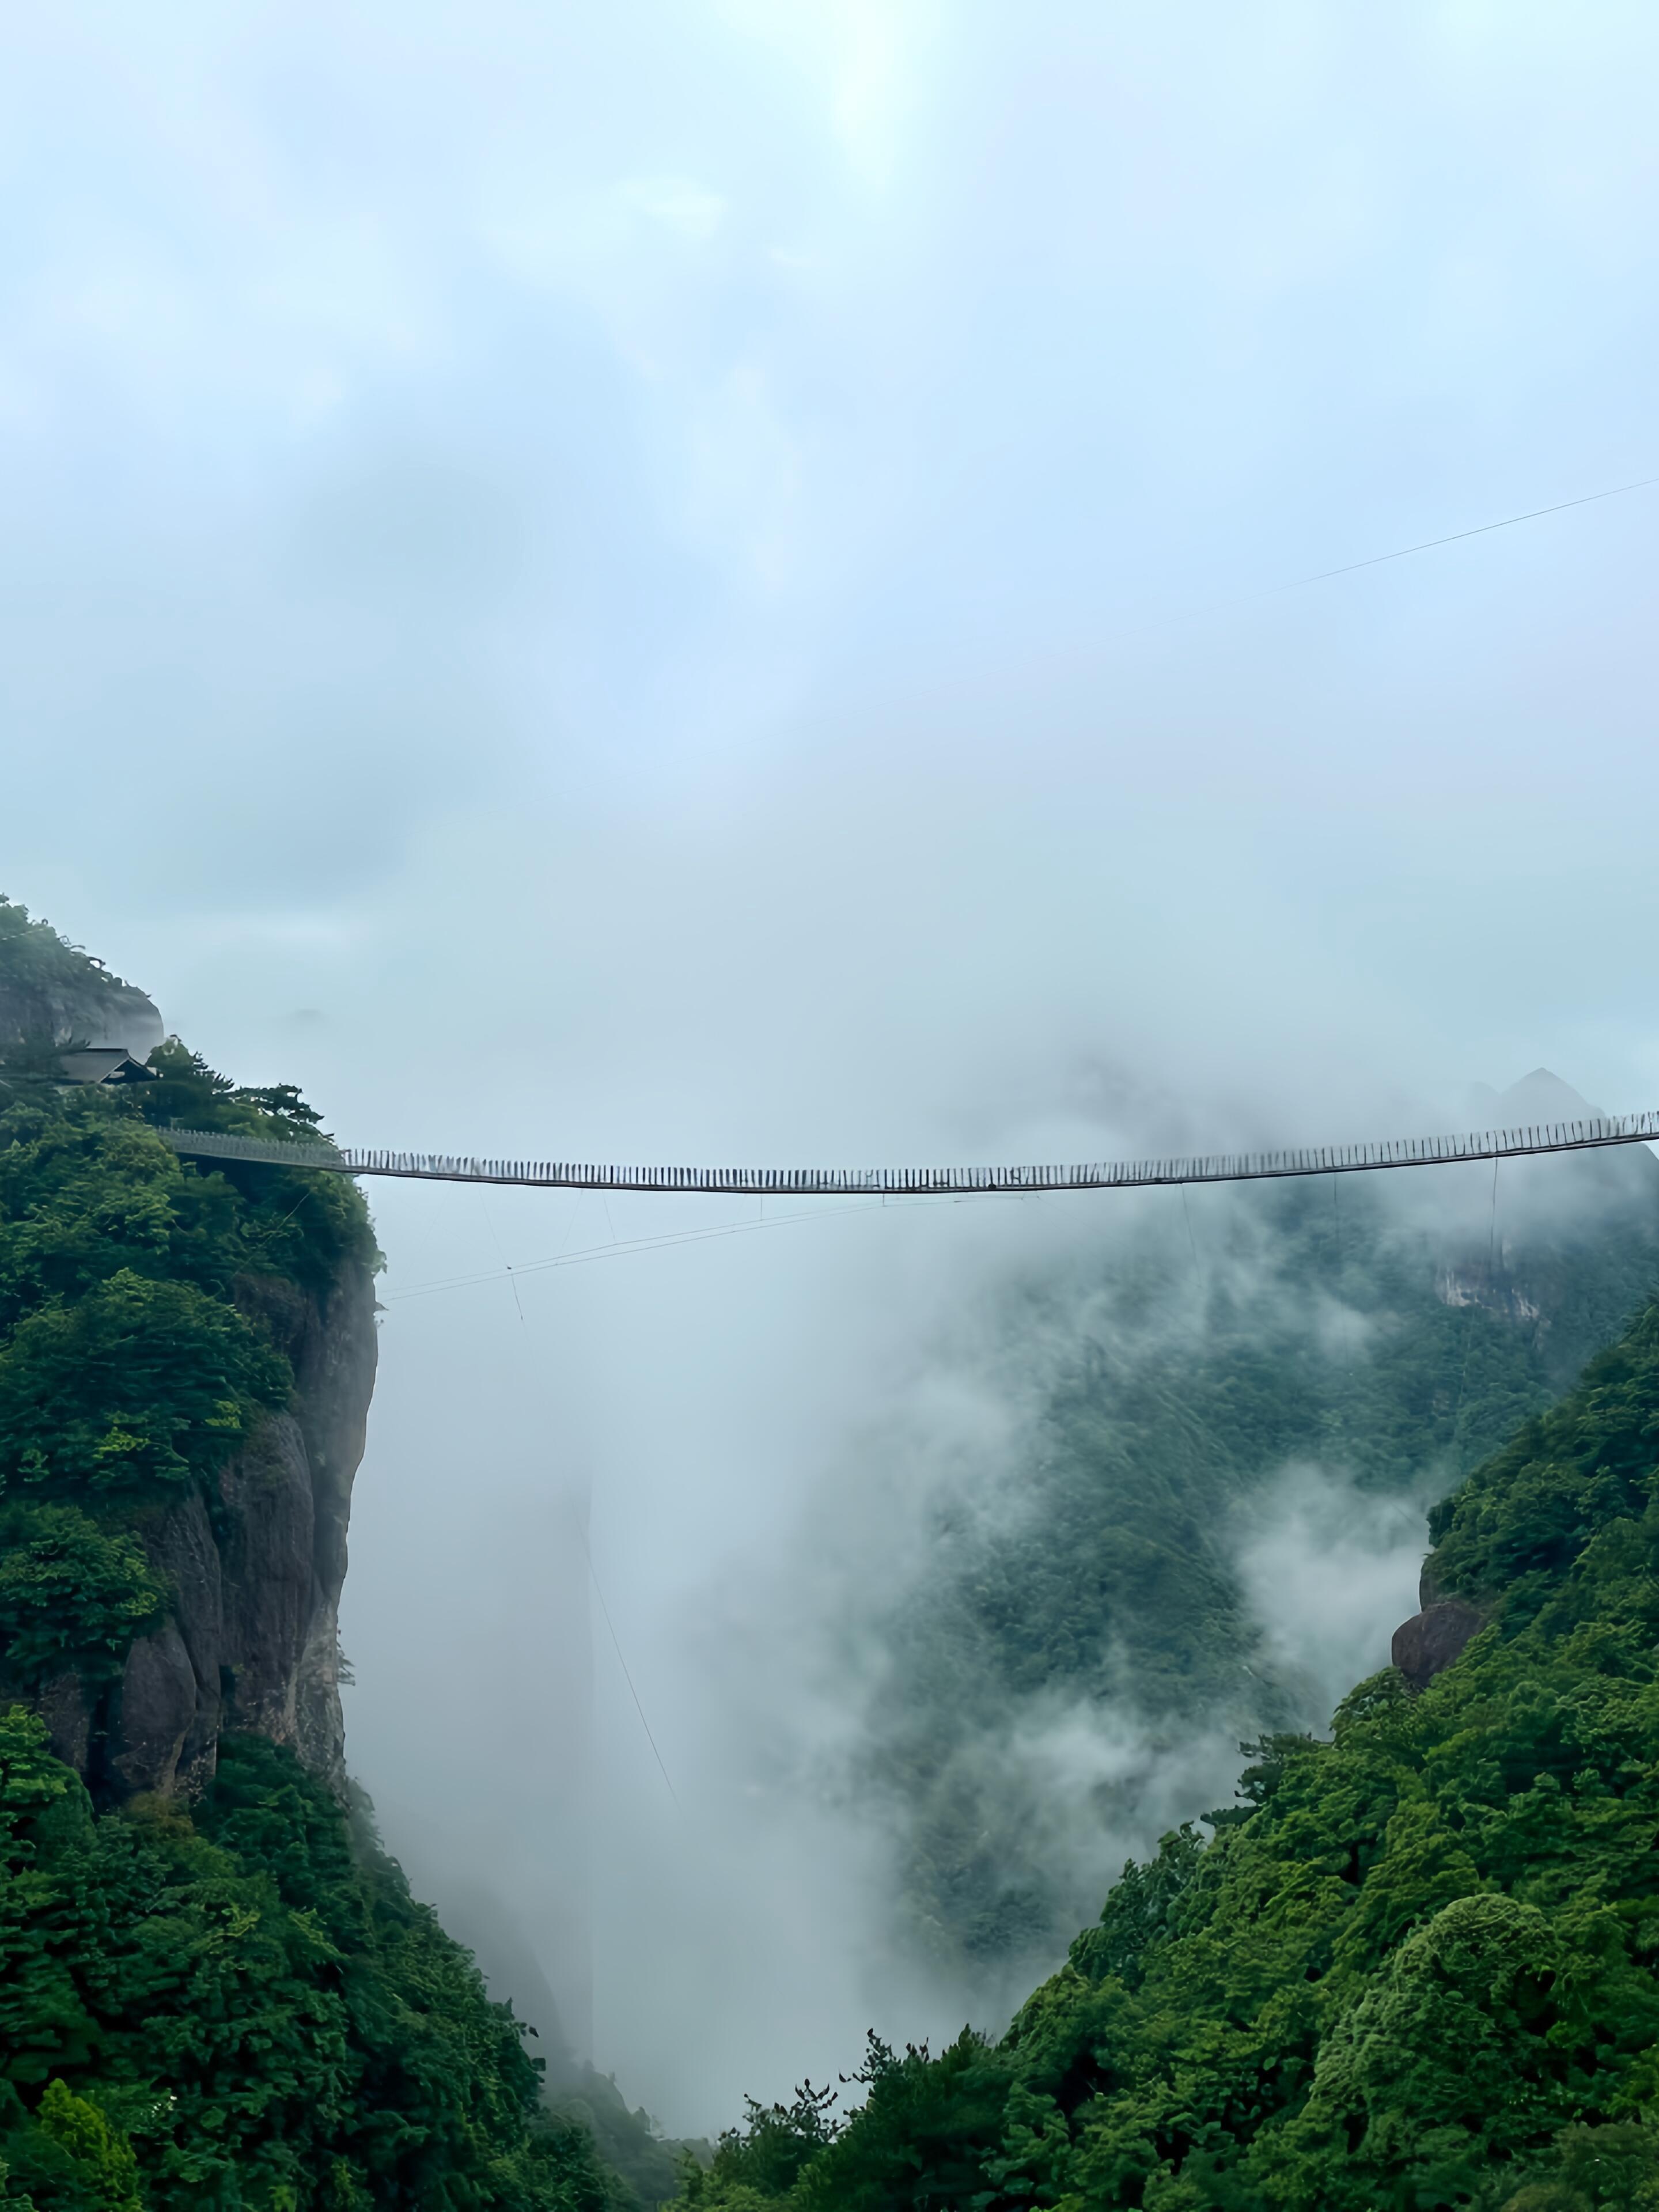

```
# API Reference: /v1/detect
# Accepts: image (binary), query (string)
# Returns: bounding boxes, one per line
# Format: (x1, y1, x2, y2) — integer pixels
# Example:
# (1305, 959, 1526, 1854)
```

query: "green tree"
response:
(0, 1271, 287, 1496)
(0, 1505, 164, 1681)
(27, 2078, 143, 2210)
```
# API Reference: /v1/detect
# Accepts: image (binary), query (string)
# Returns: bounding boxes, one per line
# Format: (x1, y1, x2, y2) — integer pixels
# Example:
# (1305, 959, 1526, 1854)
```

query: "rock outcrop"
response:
(1391, 1598, 1483, 1690)
(40, 1259, 378, 1802)
(0, 948, 164, 1060)
(1391, 1566, 1484, 1691)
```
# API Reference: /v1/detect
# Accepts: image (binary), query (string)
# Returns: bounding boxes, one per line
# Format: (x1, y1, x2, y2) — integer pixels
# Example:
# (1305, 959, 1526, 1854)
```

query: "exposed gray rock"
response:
(0, 964, 163, 1059)
(1391, 1598, 1484, 1691)
(37, 1669, 94, 1774)
(218, 1412, 318, 1751)
(107, 1622, 196, 1797)
(73, 1257, 378, 1802)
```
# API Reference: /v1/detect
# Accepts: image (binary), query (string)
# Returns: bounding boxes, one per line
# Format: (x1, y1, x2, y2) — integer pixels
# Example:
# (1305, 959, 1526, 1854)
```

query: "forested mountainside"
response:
(861, 1115, 1659, 1982)
(0, 896, 630, 2210)
(688, 1289, 1659, 2210)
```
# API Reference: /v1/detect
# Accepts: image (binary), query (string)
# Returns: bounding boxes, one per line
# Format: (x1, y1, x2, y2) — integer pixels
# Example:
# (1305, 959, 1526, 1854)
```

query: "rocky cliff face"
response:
(1391, 1565, 1484, 1691)
(38, 1257, 378, 1802)
(0, 933, 164, 1059)
(1, 893, 380, 1802)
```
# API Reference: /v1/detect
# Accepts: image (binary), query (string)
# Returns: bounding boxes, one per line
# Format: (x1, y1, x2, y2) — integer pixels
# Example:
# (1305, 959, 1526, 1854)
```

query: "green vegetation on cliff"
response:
(0, 900, 627, 2209)
(688, 1297, 1659, 2209)
(0, 1018, 372, 1698)
(863, 1145, 1659, 1973)
(0, 1721, 618, 2210)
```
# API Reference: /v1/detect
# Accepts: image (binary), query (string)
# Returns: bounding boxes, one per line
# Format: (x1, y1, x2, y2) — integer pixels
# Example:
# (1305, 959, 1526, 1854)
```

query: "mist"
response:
(7, 0, 1659, 2138)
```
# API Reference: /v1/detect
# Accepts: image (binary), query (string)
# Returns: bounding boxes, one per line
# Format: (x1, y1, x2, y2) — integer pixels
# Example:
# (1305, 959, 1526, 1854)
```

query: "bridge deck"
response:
(152, 1111, 1659, 1195)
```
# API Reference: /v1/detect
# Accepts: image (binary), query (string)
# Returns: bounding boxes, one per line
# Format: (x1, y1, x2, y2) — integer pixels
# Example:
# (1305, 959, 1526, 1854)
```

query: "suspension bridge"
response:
(154, 1107, 1659, 1196)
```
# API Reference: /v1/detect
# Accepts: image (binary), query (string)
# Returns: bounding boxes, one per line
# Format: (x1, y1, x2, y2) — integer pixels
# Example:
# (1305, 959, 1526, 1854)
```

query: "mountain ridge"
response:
(687, 1291, 1659, 2208)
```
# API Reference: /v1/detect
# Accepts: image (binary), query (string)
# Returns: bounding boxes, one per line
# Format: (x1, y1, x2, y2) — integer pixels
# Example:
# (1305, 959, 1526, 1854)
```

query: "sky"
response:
(5, 0, 1659, 2133)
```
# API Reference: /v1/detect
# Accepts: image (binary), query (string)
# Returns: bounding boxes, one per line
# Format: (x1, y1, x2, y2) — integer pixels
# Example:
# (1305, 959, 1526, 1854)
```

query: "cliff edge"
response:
(0, 893, 634, 2210)
(36, 1252, 377, 1798)
(0, 891, 378, 1803)
(0, 893, 163, 1059)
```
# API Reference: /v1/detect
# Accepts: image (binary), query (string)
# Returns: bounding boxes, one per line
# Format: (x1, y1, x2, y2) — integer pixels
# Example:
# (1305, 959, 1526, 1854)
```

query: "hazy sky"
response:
(6, 0, 1659, 2131)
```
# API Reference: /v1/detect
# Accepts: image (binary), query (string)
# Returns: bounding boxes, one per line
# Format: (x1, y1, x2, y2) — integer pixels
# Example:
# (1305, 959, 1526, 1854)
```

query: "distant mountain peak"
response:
(1466, 1069, 1603, 1127)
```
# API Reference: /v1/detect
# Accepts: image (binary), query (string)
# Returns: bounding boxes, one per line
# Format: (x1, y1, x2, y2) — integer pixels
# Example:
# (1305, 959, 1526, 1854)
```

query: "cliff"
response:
(35, 1253, 377, 1800)
(0, 893, 163, 1059)
(0, 895, 619, 2209)
(0, 892, 380, 1805)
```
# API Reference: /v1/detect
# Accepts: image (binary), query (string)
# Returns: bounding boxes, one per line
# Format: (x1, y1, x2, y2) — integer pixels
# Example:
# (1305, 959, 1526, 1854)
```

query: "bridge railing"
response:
(150, 1109, 1659, 1195)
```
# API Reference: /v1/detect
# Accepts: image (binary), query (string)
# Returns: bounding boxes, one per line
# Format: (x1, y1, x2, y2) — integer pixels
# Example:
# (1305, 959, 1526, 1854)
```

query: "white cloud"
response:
(1237, 1467, 1429, 1726)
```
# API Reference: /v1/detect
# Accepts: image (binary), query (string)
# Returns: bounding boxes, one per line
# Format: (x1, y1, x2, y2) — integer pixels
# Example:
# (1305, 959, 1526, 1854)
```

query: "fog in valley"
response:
(7, 0, 1659, 2139)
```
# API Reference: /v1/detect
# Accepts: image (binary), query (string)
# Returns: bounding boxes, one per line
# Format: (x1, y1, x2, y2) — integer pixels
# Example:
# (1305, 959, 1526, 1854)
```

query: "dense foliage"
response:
(688, 1296, 1659, 2209)
(0, 1033, 372, 1696)
(548, 2074, 687, 2211)
(0, 904, 630, 2208)
(0, 1722, 620, 2211)
(862, 1152, 1659, 1970)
